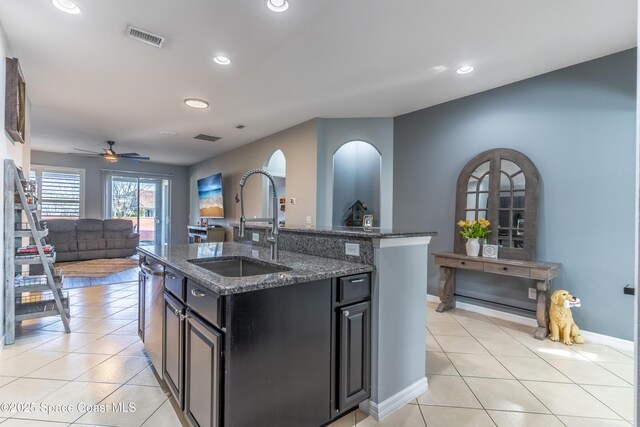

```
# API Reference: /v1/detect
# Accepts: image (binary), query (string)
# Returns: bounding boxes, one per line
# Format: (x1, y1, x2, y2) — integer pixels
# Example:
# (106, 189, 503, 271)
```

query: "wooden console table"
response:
(433, 252, 561, 340)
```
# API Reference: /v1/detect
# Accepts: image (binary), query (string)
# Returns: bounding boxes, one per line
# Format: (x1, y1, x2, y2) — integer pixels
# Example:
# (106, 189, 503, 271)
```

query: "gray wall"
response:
(30, 151, 190, 244)
(393, 49, 636, 340)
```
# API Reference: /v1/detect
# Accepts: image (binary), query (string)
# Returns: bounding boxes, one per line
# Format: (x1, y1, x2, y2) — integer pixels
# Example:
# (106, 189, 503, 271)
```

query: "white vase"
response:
(466, 238, 480, 257)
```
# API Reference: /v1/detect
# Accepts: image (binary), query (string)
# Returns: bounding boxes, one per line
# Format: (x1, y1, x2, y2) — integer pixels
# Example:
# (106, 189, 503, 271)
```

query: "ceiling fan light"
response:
(51, 0, 81, 14)
(266, 0, 289, 13)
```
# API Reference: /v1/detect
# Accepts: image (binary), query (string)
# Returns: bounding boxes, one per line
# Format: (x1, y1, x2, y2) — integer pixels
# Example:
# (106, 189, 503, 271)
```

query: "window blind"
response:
(30, 168, 83, 219)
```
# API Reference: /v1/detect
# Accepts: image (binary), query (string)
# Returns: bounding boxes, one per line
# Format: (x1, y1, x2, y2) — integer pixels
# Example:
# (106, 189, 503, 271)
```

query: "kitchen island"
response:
(138, 242, 373, 427)
(138, 225, 435, 426)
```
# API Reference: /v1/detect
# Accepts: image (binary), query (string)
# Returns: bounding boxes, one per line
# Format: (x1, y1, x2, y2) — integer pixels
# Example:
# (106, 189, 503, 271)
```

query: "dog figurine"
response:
(549, 289, 585, 345)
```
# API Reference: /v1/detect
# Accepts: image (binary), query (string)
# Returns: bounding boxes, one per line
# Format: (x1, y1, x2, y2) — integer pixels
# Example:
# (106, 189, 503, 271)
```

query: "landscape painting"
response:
(198, 173, 224, 218)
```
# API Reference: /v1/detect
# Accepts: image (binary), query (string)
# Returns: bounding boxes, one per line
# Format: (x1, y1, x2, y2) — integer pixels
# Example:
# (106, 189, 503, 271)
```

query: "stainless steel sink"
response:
(188, 257, 292, 277)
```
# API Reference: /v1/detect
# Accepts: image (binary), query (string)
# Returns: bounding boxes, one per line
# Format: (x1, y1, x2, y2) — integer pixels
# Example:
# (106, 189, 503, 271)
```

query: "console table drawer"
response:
(445, 258, 483, 271)
(484, 263, 530, 278)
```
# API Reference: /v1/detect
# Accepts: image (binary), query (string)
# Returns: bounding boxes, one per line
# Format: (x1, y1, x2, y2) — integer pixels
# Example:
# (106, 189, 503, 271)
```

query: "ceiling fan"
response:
(73, 141, 150, 162)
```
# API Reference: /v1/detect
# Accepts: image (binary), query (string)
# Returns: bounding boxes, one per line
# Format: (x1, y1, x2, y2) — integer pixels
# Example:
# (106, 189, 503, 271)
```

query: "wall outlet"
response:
(290, 197, 296, 205)
(528, 288, 537, 300)
(252, 232, 260, 242)
(306, 216, 312, 224)
(345, 243, 360, 257)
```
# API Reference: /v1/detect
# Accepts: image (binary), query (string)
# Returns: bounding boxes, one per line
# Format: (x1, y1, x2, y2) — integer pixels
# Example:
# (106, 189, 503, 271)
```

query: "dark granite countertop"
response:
(230, 223, 437, 239)
(138, 242, 373, 295)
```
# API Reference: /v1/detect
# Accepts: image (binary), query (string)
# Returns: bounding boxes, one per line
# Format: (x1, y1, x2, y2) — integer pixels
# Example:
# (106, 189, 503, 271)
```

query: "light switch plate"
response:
(345, 243, 360, 256)
(290, 197, 296, 205)
(528, 288, 537, 300)
(306, 216, 312, 224)
(252, 232, 260, 242)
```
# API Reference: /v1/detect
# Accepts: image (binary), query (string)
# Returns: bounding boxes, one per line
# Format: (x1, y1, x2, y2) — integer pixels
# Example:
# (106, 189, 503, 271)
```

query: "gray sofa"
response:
(43, 219, 140, 262)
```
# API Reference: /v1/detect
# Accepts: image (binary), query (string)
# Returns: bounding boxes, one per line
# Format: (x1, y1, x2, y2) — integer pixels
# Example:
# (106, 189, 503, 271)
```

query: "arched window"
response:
(455, 148, 540, 260)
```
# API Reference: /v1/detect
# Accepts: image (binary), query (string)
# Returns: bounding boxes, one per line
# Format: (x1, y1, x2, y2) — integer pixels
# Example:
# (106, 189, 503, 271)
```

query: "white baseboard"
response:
(426, 294, 635, 352)
(359, 377, 428, 421)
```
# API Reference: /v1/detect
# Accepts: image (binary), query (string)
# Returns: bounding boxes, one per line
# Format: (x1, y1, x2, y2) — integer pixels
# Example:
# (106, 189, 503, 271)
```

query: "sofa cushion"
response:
(76, 219, 104, 240)
(77, 239, 107, 251)
(43, 219, 76, 241)
(104, 219, 134, 239)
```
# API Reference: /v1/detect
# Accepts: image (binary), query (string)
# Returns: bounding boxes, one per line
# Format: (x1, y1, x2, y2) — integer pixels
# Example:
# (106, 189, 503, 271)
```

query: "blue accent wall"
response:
(393, 49, 636, 340)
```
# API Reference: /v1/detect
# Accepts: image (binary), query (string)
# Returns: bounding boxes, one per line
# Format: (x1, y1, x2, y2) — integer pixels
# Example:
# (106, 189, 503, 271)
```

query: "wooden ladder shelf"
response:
(3, 159, 70, 345)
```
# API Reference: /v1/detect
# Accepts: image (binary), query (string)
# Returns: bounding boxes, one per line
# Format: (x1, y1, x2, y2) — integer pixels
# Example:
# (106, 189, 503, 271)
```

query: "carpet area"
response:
(55, 257, 139, 278)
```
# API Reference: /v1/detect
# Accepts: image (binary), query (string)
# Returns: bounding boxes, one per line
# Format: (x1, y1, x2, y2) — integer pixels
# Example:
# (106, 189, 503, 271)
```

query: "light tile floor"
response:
(0, 284, 634, 427)
(0, 281, 184, 427)
(330, 302, 635, 427)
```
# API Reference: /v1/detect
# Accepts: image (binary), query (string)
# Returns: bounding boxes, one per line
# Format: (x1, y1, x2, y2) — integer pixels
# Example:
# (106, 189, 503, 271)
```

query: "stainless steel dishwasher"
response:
(139, 254, 165, 377)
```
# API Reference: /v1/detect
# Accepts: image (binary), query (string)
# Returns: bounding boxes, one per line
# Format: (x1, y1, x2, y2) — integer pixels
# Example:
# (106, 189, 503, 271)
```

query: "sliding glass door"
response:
(105, 173, 170, 245)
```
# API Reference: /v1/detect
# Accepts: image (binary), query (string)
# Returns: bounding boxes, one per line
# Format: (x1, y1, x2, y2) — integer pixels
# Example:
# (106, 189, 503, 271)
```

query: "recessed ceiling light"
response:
(51, 0, 81, 14)
(213, 56, 231, 65)
(456, 65, 474, 75)
(184, 98, 209, 109)
(266, 0, 289, 13)
(159, 130, 178, 135)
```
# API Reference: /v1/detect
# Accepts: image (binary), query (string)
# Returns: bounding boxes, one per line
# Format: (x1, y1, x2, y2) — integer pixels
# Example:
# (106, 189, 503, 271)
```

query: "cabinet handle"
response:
(191, 288, 206, 297)
(344, 310, 350, 317)
(167, 273, 177, 280)
(350, 278, 365, 283)
(174, 308, 181, 316)
(179, 313, 189, 321)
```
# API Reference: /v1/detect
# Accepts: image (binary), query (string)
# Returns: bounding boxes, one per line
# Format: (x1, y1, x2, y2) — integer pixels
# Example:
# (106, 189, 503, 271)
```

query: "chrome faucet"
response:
(239, 168, 279, 261)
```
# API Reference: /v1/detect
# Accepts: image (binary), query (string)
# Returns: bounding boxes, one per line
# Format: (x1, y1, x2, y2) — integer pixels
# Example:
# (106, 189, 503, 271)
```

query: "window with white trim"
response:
(29, 165, 85, 219)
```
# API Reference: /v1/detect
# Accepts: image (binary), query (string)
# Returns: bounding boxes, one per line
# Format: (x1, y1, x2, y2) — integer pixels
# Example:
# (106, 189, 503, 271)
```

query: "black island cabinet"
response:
(140, 256, 371, 427)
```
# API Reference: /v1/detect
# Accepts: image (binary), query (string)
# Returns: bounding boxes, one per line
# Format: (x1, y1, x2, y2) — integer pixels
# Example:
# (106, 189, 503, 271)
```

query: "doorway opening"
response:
(105, 173, 171, 245)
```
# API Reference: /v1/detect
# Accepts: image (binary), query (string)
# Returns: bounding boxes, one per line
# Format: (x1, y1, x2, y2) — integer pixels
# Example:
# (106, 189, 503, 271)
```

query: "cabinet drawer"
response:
(186, 281, 223, 329)
(165, 269, 185, 301)
(445, 258, 483, 271)
(337, 274, 370, 305)
(484, 263, 530, 278)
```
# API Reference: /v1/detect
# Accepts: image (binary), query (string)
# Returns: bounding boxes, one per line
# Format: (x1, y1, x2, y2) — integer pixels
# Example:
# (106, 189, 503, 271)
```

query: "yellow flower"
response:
(470, 220, 477, 225)
(465, 220, 471, 227)
(457, 220, 466, 227)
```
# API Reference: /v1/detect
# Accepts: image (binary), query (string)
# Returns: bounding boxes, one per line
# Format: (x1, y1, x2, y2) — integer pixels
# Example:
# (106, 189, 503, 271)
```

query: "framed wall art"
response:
(5, 57, 26, 144)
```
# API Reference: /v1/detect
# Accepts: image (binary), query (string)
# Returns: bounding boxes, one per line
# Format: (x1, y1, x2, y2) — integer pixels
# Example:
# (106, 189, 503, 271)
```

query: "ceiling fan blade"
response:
(67, 152, 97, 157)
(73, 148, 100, 154)
(115, 152, 139, 157)
(121, 155, 150, 160)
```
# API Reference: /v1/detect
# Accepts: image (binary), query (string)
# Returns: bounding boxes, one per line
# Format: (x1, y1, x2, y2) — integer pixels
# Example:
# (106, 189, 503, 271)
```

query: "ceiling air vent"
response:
(126, 25, 165, 48)
(194, 134, 221, 142)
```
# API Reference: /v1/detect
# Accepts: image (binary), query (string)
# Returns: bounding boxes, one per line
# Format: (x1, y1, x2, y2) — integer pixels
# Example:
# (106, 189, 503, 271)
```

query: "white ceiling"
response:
(0, 0, 636, 165)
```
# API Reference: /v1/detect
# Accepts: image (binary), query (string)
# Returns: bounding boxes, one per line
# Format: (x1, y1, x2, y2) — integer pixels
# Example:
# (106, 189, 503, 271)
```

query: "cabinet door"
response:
(185, 312, 222, 427)
(163, 293, 185, 409)
(337, 301, 371, 413)
(138, 272, 145, 342)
